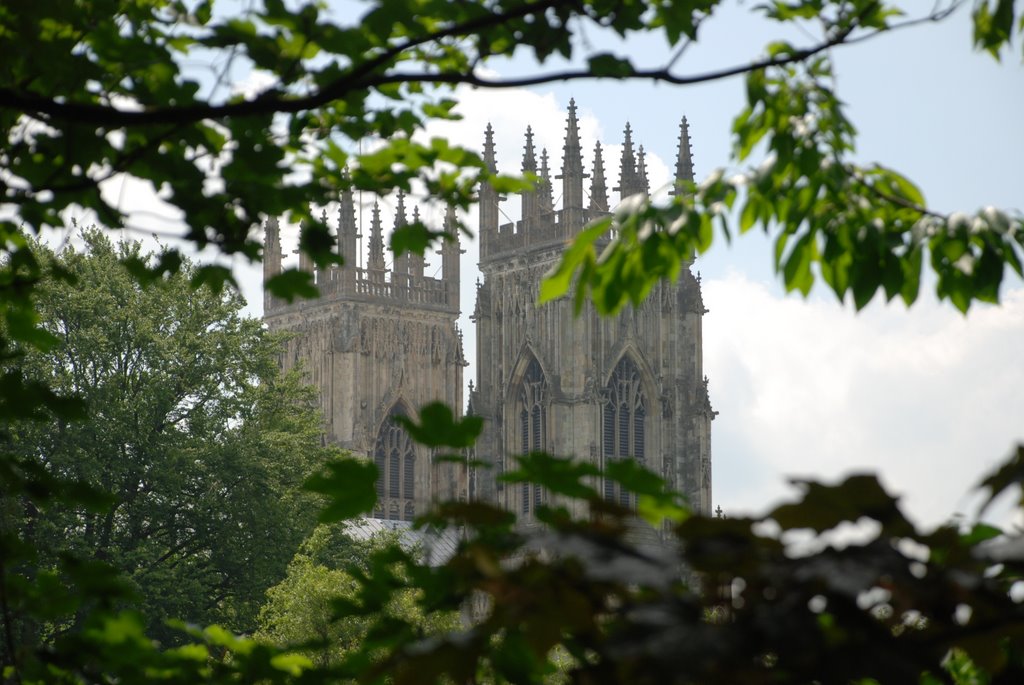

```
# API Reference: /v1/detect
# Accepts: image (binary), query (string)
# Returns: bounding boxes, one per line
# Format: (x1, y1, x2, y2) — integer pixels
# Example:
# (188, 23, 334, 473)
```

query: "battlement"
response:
(262, 190, 462, 316)
(478, 100, 695, 268)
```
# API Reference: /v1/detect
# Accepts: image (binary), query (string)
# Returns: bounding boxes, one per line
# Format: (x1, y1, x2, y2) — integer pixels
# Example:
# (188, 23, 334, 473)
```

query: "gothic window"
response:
(373, 404, 416, 522)
(602, 356, 647, 509)
(516, 358, 546, 516)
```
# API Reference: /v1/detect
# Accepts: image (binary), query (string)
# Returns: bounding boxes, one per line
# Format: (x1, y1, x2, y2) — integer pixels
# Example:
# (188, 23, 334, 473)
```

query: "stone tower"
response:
(263, 101, 712, 523)
(469, 102, 713, 517)
(263, 190, 465, 522)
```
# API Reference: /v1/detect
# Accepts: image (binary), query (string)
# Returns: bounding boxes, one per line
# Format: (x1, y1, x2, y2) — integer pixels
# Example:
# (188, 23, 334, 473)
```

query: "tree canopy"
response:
(258, 524, 460, 668)
(1, 230, 335, 648)
(0, 1, 1021, 312)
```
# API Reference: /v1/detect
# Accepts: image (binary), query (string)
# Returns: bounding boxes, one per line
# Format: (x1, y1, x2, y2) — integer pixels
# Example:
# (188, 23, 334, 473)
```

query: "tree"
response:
(1, 230, 333, 648)
(257, 524, 459, 668)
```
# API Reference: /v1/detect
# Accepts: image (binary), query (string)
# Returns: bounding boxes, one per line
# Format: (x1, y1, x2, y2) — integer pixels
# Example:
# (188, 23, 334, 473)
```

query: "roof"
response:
(344, 517, 462, 567)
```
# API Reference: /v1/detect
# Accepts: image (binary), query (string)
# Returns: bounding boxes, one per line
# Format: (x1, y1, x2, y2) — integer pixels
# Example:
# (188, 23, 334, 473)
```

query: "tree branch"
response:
(0, 2, 955, 130)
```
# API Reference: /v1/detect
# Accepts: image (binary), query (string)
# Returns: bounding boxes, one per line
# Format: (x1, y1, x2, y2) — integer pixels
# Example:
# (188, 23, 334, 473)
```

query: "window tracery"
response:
(515, 357, 546, 516)
(374, 404, 416, 521)
(602, 356, 647, 509)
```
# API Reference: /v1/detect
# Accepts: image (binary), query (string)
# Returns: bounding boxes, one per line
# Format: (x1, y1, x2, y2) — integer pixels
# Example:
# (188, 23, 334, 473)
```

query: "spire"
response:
(671, 115, 695, 195)
(538, 147, 553, 213)
(479, 124, 500, 261)
(483, 123, 497, 173)
(393, 190, 410, 279)
(637, 145, 650, 195)
(296, 220, 313, 274)
(409, 205, 424, 278)
(558, 98, 586, 210)
(521, 127, 538, 222)
(441, 204, 461, 311)
(263, 216, 281, 275)
(615, 122, 642, 200)
(338, 173, 358, 267)
(367, 201, 386, 274)
(589, 142, 608, 212)
(522, 126, 536, 173)
(263, 216, 282, 311)
(394, 189, 408, 230)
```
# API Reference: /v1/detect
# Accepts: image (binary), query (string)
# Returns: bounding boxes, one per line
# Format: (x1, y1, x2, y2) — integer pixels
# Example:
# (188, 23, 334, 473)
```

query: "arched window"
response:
(373, 404, 416, 521)
(602, 357, 647, 509)
(516, 358, 546, 516)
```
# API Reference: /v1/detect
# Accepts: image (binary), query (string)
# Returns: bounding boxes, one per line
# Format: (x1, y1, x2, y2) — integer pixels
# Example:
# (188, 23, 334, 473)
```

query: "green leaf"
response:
(304, 458, 379, 522)
(501, 452, 600, 500)
(190, 264, 237, 293)
(770, 473, 913, 535)
(394, 401, 483, 449)
(587, 53, 636, 77)
(976, 443, 1024, 514)
(266, 268, 319, 301)
(391, 223, 445, 257)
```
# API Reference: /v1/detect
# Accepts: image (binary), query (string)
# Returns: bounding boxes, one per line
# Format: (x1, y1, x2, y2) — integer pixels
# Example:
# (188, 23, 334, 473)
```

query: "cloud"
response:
(424, 87, 673, 213)
(704, 271, 1024, 527)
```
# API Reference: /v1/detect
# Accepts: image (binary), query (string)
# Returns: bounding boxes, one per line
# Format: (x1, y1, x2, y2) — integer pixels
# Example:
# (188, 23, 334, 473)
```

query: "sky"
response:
(73, 2, 1024, 530)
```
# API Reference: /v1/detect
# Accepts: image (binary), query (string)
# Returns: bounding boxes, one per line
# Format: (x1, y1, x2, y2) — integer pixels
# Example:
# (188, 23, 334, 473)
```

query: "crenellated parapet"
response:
(262, 193, 462, 316)
(479, 104, 696, 266)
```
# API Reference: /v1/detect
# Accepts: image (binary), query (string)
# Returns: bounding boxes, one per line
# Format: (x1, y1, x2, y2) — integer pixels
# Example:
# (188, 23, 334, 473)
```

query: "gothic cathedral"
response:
(264, 101, 714, 523)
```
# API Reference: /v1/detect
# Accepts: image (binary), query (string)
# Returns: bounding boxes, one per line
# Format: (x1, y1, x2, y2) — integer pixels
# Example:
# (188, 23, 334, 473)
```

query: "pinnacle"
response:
(539, 147, 553, 211)
(615, 122, 640, 199)
(522, 126, 536, 172)
(672, 115, 695, 194)
(560, 98, 584, 177)
(483, 123, 497, 172)
(589, 141, 608, 212)
(637, 145, 650, 195)
(368, 201, 385, 269)
(394, 189, 408, 229)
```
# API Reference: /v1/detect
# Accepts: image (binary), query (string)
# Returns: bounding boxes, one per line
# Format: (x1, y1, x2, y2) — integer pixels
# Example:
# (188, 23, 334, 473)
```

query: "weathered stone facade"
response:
(264, 193, 466, 522)
(264, 101, 713, 522)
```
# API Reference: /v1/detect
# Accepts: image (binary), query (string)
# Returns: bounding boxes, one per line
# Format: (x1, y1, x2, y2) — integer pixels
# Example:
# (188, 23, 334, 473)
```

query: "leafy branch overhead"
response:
(542, 47, 1024, 314)
(1, 1, 1020, 310)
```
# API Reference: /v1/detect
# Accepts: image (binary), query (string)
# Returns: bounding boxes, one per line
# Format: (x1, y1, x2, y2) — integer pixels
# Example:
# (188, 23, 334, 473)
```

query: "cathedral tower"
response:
(471, 103, 713, 518)
(264, 197, 465, 522)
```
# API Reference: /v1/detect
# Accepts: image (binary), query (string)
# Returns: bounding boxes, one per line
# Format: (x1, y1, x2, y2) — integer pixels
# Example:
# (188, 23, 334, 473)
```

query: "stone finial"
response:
(479, 124, 501, 259)
(558, 98, 586, 210)
(589, 141, 608, 212)
(522, 126, 536, 173)
(521, 127, 539, 222)
(441, 203, 462, 305)
(394, 189, 408, 230)
(367, 201, 386, 272)
(409, 205, 424, 278)
(637, 145, 650, 195)
(538, 147, 553, 213)
(338, 177, 358, 269)
(264, 216, 281, 262)
(443, 203, 459, 240)
(615, 122, 642, 200)
(483, 123, 497, 173)
(262, 216, 282, 310)
(560, 98, 584, 176)
(671, 115, 695, 195)
(295, 220, 314, 274)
